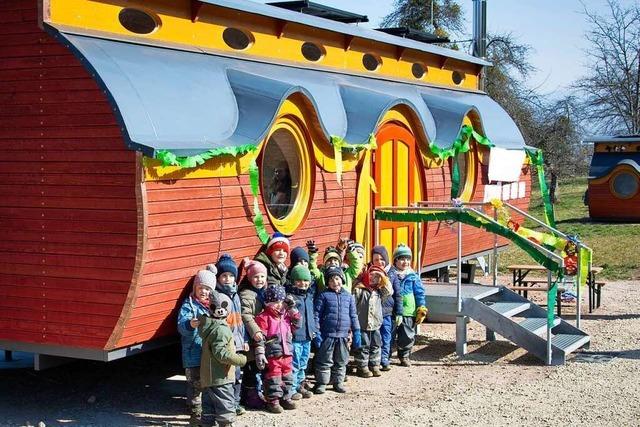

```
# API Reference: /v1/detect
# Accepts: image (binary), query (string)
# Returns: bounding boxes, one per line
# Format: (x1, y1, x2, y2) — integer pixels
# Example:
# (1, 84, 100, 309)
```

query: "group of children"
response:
(178, 232, 427, 426)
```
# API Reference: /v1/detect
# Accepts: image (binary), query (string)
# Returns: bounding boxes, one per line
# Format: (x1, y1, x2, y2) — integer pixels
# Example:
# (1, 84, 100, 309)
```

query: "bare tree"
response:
(380, 0, 464, 39)
(575, 0, 640, 134)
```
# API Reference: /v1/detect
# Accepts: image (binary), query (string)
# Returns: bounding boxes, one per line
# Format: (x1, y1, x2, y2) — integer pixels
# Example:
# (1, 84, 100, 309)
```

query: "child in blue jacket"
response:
(177, 269, 215, 424)
(313, 266, 361, 394)
(286, 264, 318, 399)
(388, 244, 427, 367)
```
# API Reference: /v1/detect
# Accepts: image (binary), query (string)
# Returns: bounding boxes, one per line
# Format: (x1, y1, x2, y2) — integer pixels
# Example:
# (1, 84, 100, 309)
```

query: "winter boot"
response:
(370, 366, 382, 377)
(240, 386, 265, 409)
(333, 382, 347, 393)
(399, 358, 412, 367)
(280, 399, 297, 410)
(235, 405, 246, 416)
(266, 402, 284, 414)
(189, 404, 203, 427)
(357, 367, 373, 378)
(290, 392, 303, 401)
(299, 386, 313, 399)
(380, 364, 391, 372)
(313, 384, 326, 395)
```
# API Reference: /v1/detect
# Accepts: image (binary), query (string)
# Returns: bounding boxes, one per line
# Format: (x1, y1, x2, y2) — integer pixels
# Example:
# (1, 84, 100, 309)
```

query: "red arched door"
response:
(373, 122, 424, 256)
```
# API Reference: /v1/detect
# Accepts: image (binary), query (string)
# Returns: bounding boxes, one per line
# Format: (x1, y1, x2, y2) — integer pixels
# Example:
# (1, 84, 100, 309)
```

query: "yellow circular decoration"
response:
(261, 115, 314, 235)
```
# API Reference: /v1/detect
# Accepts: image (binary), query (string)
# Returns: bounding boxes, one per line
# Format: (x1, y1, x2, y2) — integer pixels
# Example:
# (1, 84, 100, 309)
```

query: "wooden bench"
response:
(590, 281, 606, 312)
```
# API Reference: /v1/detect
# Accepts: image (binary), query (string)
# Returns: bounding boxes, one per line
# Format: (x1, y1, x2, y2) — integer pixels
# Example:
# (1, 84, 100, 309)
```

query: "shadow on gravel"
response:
(580, 313, 640, 321)
(0, 345, 188, 426)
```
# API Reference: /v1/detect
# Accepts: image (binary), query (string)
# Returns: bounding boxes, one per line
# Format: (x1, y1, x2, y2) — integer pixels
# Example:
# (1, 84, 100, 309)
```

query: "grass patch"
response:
(499, 176, 640, 280)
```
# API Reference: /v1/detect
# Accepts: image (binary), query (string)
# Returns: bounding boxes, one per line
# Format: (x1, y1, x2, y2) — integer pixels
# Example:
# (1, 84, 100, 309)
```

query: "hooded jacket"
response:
(383, 267, 404, 317)
(352, 280, 389, 331)
(255, 306, 301, 358)
(177, 295, 210, 368)
(198, 315, 247, 388)
(314, 287, 359, 338)
(214, 287, 245, 352)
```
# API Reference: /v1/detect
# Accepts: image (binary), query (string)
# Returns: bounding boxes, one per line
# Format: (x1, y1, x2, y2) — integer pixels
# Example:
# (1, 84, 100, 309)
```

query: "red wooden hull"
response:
(588, 180, 640, 221)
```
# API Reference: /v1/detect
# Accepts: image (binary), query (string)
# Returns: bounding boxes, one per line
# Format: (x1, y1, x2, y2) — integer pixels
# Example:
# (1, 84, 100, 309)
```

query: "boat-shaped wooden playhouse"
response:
(0, 0, 533, 363)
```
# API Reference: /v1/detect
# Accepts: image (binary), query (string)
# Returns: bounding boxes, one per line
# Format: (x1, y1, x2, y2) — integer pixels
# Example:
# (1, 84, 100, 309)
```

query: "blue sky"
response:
(254, 0, 633, 95)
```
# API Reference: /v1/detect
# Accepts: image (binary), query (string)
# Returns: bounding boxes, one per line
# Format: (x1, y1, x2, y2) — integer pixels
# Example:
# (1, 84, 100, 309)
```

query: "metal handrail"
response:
(374, 200, 570, 365)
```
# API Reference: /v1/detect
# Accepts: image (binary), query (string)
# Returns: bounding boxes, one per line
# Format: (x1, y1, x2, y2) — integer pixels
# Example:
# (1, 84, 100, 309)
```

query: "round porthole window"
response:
(449, 148, 476, 201)
(301, 42, 324, 62)
(452, 71, 465, 85)
(611, 171, 639, 199)
(412, 62, 427, 79)
(118, 8, 160, 35)
(363, 53, 382, 71)
(223, 27, 253, 50)
(261, 117, 313, 234)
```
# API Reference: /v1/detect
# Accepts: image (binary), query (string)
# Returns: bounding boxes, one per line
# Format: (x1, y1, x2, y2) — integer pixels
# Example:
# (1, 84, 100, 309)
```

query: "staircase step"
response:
(518, 317, 560, 335)
(552, 334, 590, 354)
(484, 301, 531, 317)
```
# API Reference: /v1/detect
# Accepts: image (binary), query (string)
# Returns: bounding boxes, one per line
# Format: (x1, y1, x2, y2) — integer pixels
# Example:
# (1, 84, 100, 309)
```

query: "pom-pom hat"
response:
(265, 285, 287, 304)
(393, 244, 412, 261)
(266, 232, 290, 255)
(215, 254, 238, 279)
(244, 258, 267, 280)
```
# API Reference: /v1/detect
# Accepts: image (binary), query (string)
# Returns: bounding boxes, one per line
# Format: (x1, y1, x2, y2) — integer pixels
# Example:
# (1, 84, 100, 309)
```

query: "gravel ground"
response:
(1, 280, 639, 427)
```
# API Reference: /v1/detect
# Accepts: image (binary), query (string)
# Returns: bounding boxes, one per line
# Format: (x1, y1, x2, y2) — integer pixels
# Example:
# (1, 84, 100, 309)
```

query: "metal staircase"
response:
(463, 286, 590, 365)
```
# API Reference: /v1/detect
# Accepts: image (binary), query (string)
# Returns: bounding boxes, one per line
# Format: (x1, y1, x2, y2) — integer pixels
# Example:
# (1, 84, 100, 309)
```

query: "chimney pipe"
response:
(472, 0, 487, 59)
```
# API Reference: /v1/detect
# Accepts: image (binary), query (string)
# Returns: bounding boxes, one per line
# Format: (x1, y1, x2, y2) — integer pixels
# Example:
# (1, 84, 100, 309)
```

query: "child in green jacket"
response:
(199, 294, 247, 427)
(308, 239, 364, 292)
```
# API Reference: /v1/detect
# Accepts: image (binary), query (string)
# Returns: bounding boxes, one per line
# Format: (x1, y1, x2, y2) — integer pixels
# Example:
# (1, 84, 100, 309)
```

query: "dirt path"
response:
(2, 280, 639, 426)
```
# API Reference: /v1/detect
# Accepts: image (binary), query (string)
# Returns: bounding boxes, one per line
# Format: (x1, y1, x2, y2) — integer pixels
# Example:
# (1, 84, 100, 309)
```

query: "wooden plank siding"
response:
(0, 2, 138, 350)
(114, 167, 356, 347)
(421, 157, 531, 267)
(588, 180, 640, 220)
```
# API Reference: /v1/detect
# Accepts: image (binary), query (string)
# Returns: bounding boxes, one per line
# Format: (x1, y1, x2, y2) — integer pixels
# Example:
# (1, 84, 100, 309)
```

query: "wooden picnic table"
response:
(507, 264, 604, 313)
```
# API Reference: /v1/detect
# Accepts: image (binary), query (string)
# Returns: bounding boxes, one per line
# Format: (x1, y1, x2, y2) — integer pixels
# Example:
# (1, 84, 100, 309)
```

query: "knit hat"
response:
(193, 269, 217, 291)
(244, 259, 267, 280)
(264, 285, 287, 304)
(290, 264, 312, 282)
(266, 232, 290, 256)
(371, 245, 390, 266)
(393, 244, 412, 261)
(324, 266, 345, 284)
(290, 246, 309, 266)
(349, 242, 365, 256)
(215, 254, 238, 279)
(323, 247, 342, 265)
(209, 292, 229, 319)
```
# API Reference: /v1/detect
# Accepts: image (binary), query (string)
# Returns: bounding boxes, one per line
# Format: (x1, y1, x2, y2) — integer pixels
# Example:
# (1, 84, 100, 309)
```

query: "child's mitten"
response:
(312, 332, 323, 349)
(415, 306, 428, 324)
(306, 240, 318, 254)
(352, 330, 362, 349)
(254, 344, 267, 370)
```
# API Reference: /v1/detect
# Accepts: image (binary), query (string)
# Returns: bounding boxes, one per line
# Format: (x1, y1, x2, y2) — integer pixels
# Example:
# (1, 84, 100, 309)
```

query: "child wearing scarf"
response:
(207, 254, 247, 416)
(238, 259, 269, 409)
(177, 269, 215, 424)
(352, 264, 391, 378)
(253, 232, 290, 287)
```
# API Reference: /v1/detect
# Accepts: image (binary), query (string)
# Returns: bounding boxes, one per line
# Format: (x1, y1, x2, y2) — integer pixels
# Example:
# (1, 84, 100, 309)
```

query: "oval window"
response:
(118, 8, 159, 35)
(301, 42, 324, 62)
(449, 149, 475, 201)
(261, 118, 313, 234)
(363, 53, 382, 71)
(611, 171, 639, 199)
(412, 62, 427, 79)
(452, 71, 465, 85)
(223, 27, 253, 50)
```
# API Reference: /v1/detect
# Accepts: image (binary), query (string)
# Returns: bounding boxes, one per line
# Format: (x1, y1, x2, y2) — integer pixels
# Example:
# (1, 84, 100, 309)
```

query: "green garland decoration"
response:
(330, 133, 377, 185)
(154, 144, 258, 168)
(249, 158, 270, 244)
(427, 125, 494, 198)
(525, 148, 556, 228)
(374, 208, 563, 329)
